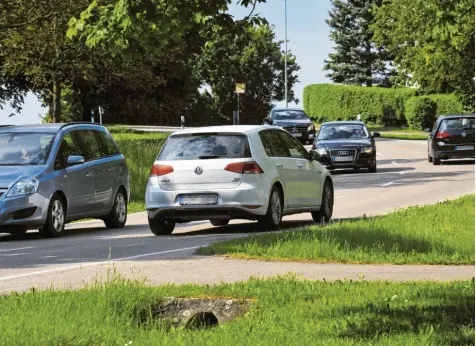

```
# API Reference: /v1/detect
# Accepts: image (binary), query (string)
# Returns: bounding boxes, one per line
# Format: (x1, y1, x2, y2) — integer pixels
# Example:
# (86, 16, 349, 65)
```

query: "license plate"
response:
(456, 145, 474, 151)
(178, 195, 217, 205)
(332, 156, 354, 162)
(292, 133, 302, 137)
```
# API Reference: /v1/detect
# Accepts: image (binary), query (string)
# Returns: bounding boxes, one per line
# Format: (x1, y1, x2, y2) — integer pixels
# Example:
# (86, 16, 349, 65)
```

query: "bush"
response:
(303, 84, 416, 126)
(427, 94, 464, 115)
(405, 96, 437, 130)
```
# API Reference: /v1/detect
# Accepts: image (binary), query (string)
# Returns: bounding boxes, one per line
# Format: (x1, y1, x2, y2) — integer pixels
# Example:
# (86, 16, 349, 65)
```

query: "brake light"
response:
(150, 164, 174, 176)
(225, 161, 264, 174)
(436, 131, 450, 139)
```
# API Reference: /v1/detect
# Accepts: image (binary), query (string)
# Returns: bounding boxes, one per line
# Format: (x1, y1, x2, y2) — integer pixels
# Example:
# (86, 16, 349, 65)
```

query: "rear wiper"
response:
(198, 155, 227, 159)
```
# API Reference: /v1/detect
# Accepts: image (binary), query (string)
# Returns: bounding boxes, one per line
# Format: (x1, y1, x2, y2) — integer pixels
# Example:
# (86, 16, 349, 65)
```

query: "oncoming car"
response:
(311, 121, 380, 173)
(145, 125, 334, 235)
(0, 123, 130, 237)
(263, 108, 316, 144)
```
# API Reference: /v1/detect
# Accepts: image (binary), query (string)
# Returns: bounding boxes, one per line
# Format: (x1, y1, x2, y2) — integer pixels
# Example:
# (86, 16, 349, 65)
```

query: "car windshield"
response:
(317, 124, 369, 140)
(158, 134, 251, 160)
(440, 117, 475, 130)
(272, 110, 309, 121)
(0, 132, 55, 166)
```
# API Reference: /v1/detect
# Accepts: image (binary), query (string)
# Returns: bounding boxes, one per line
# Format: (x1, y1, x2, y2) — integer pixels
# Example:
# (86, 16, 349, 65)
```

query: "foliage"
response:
(372, 0, 475, 111)
(427, 94, 465, 116)
(200, 195, 475, 264)
(0, 275, 473, 345)
(324, 0, 394, 87)
(303, 83, 415, 125)
(198, 23, 300, 124)
(405, 96, 437, 130)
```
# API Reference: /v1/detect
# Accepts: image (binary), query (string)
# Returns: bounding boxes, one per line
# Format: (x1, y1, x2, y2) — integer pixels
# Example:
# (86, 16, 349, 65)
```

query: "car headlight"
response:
(307, 124, 315, 132)
(362, 146, 374, 154)
(317, 148, 327, 156)
(7, 178, 39, 197)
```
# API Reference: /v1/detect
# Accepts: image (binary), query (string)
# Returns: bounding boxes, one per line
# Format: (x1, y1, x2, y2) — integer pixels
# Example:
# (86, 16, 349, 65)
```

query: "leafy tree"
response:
(324, 0, 393, 87)
(198, 23, 300, 124)
(372, 0, 475, 110)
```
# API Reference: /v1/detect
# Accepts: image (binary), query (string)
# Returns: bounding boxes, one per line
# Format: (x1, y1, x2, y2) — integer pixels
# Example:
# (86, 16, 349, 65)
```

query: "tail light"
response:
(150, 164, 174, 176)
(436, 131, 450, 139)
(225, 161, 264, 174)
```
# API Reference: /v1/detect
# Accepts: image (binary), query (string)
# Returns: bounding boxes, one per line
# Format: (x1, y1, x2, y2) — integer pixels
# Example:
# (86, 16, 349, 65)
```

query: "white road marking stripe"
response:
(392, 161, 398, 165)
(0, 246, 36, 253)
(381, 182, 394, 187)
(335, 196, 346, 200)
(376, 153, 384, 156)
(0, 246, 200, 282)
(399, 171, 405, 175)
(0, 253, 31, 257)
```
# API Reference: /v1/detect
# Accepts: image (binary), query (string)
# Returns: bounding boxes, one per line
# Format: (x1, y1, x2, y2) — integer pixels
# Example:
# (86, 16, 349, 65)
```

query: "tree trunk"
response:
(52, 75, 61, 123)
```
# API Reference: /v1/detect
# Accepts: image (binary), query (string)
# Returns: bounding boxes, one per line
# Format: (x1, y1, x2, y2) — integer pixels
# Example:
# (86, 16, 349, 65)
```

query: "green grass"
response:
(113, 132, 169, 212)
(0, 275, 473, 345)
(199, 195, 475, 265)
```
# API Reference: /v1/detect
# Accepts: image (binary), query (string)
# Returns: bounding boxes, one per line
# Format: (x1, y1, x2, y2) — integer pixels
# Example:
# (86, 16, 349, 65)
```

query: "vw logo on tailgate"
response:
(194, 166, 203, 175)
(337, 151, 348, 156)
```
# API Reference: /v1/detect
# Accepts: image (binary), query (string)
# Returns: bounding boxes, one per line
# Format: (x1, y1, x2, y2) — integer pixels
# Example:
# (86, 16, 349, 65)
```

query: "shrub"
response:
(405, 96, 437, 130)
(303, 84, 416, 126)
(427, 94, 464, 115)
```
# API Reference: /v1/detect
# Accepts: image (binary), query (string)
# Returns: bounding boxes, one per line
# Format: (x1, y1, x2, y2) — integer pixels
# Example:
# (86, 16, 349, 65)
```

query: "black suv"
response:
(426, 114, 475, 165)
(263, 108, 315, 144)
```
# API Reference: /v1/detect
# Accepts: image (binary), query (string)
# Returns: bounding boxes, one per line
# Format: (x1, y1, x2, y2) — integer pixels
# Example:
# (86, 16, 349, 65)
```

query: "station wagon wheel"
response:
(104, 189, 128, 229)
(40, 194, 66, 238)
(311, 180, 334, 223)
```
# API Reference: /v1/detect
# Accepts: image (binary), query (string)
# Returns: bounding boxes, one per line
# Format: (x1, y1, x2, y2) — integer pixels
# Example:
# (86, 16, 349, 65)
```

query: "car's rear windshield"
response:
(158, 134, 251, 160)
(0, 132, 55, 165)
(440, 117, 475, 131)
(317, 124, 369, 140)
(272, 110, 309, 120)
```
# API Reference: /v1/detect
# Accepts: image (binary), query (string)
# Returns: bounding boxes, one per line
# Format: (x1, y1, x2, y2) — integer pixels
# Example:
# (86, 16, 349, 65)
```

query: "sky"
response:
(0, 0, 333, 125)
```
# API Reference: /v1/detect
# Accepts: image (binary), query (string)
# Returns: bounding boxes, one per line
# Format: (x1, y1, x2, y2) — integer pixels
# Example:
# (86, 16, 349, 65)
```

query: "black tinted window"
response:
(277, 131, 309, 159)
(318, 124, 369, 140)
(440, 117, 475, 131)
(54, 132, 83, 170)
(159, 134, 251, 161)
(259, 130, 288, 157)
(97, 131, 119, 156)
(78, 130, 103, 161)
(272, 110, 309, 120)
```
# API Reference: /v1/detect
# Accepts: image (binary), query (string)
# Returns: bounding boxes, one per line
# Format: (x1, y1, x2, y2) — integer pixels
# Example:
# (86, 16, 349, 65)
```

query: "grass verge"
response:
(0, 275, 473, 346)
(198, 195, 475, 264)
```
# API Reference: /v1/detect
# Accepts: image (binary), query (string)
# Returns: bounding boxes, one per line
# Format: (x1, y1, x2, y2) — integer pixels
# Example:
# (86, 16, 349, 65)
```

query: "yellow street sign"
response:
(235, 83, 246, 94)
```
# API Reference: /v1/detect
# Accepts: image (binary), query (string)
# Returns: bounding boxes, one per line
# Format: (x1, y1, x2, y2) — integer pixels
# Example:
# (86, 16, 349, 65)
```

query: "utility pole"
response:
(284, 0, 288, 108)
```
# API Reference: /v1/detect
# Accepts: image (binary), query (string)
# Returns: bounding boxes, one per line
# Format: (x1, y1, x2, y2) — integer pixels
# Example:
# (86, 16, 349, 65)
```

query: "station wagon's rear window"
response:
(158, 134, 251, 160)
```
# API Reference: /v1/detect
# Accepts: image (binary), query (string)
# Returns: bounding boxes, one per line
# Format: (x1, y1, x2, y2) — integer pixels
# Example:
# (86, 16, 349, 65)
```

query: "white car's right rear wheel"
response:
(258, 186, 283, 230)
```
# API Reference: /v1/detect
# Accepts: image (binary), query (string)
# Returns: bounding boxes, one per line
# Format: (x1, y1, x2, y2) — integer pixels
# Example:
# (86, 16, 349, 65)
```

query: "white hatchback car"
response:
(145, 125, 334, 235)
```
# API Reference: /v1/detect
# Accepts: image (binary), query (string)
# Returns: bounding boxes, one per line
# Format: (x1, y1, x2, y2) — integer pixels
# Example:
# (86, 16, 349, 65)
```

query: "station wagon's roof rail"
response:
(58, 122, 104, 130)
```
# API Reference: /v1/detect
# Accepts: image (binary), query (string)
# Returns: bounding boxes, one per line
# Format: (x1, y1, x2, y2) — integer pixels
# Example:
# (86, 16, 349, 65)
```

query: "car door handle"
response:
(276, 164, 283, 168)
(86, 172, 93, 177)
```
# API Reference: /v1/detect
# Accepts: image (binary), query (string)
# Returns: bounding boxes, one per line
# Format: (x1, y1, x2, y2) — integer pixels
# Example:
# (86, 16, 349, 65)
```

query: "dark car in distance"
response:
(263, 108, 315, 144)
(311, 121, 380, 173)
(426, 114, 475, 165)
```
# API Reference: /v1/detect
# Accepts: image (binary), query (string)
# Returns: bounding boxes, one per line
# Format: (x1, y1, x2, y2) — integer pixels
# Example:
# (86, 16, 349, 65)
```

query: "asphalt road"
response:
(0, 138, 474, 293)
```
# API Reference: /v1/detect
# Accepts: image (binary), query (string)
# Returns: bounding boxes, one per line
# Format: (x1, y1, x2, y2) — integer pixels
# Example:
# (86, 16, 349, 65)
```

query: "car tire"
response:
(428, 154, 433, 163)
(258, 186, 283, 230)
(210, 219, 229, 227)
(368, 163, 377, 173)
(311, 180, 334, 223)
(148, 216, 175, 236)
(103, 189, 128, 229)
(39, 194, 66, 238)
(433, 157, 441, 165)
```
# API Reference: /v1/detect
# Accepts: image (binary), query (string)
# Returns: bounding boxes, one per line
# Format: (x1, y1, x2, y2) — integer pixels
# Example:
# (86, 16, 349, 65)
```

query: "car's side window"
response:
(96, 131, 120, 157)
(54, 132, 83, 171)
(431, 120, 439, 135)
(277, 131, 309, 159)
(259, 130, 288, 157)
(77, 130, 104, 161)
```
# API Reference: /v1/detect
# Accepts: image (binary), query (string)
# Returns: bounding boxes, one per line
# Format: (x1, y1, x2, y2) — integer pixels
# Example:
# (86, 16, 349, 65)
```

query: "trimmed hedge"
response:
(303, 84, 416, 126)
(405, 97, 437, 130)
(427, 94, 464, 115)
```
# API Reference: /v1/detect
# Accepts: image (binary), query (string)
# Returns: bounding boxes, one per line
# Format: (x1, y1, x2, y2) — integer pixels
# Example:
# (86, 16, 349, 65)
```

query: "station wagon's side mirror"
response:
(67, 155, 85, 166)
(371, 132, 381, 138)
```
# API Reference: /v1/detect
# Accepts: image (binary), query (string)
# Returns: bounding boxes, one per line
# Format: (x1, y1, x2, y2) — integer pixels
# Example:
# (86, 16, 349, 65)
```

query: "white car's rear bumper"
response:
(145, 182, 269, 221)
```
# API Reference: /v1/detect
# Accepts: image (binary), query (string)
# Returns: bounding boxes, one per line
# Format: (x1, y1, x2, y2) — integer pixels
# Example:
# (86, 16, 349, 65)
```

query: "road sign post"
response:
(234, 83, 245, 125)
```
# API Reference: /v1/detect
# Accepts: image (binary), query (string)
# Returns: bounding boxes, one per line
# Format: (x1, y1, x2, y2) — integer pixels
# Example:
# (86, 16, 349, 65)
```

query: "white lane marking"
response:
(333, 171, 406, 176)
(335, 196, 346, 200)
(392, 161, 398, 165)
(0, 253, 31, 257)
(0, 246, 200, 282)
(0, 246, 36, 253)
(376, 153, 384, 157)
(381, 182, 395, 187)
(399, 171, 405, 175)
